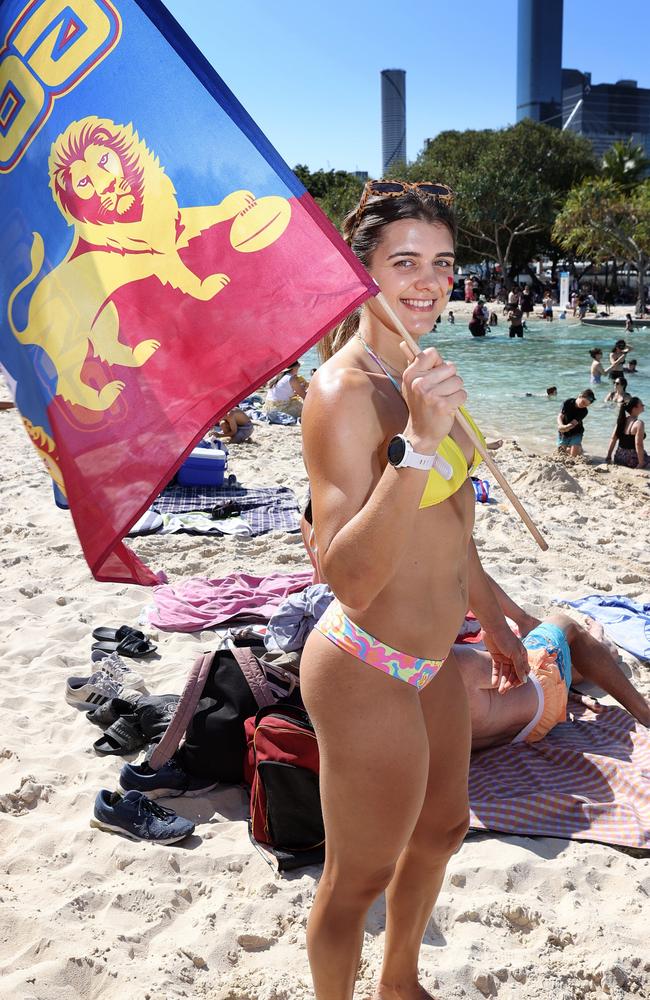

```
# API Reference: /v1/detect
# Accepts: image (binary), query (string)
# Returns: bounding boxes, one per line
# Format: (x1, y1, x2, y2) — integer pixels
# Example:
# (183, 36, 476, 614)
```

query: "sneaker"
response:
(90, 789, 195, 844)
(89, 652, 147, 692)
(66, 671, 121, 710)
(65, 659, 146, 710)
(119, 757, 218, 799)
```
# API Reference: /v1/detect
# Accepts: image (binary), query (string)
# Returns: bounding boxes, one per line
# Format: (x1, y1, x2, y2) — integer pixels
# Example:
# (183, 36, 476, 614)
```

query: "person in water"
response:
(604, 377, 631, 405)
(606, 396, 649, 469)
(590, 348, 605, 384)
(557, 389, 595, 457)
(300, 179, 528, 1000)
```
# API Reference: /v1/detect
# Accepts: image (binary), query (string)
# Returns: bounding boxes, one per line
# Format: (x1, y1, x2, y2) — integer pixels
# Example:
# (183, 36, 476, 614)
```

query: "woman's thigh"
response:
(300, 629, 430, 881)
(409, 651, 472, 852)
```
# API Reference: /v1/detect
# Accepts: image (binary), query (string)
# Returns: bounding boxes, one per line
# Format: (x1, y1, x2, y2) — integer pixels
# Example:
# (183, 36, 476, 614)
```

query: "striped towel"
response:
(469, 695, 650, 849)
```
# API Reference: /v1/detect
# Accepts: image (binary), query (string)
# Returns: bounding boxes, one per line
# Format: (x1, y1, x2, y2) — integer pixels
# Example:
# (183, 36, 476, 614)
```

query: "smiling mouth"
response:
(400, 298, 436, 312)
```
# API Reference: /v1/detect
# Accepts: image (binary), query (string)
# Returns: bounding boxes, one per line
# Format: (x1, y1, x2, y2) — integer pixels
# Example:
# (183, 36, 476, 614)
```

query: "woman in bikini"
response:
(300, 180, 529, 1000)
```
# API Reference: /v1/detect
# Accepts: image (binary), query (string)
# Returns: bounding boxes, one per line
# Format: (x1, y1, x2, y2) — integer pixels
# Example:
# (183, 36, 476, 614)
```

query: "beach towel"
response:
(469, 695, 650, 849)
(149, 571, 314, 632)
(554, 594, 650, 660)
(153, 484, 301, 535)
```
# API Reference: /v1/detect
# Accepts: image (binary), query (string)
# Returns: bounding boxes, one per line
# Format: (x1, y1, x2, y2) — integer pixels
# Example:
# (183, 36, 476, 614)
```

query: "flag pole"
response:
(374, 290, 549, 552)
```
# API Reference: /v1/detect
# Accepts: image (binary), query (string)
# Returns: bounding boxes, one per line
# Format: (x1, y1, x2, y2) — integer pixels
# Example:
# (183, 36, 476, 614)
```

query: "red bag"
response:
(244, 704, 324, 855)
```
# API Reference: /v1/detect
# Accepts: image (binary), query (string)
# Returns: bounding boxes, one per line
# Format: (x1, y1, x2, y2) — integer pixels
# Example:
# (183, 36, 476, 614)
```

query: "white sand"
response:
(1, 402, 649, 1000)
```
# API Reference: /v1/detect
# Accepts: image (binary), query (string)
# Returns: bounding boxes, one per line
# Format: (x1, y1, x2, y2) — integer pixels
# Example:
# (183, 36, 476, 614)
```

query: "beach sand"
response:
(1, 401, 649, 1000)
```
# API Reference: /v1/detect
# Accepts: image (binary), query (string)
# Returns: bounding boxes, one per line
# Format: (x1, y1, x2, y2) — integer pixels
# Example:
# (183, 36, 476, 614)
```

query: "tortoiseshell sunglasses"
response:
(354, 179, 455, 226)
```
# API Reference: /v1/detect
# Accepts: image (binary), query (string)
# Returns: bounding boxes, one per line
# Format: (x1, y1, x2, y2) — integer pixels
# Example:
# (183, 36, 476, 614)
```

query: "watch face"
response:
(387, 435, 406, 466)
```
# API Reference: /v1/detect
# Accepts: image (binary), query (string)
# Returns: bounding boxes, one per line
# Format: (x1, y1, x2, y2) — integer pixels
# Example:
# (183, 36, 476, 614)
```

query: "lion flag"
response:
(0, 0, 375, 584)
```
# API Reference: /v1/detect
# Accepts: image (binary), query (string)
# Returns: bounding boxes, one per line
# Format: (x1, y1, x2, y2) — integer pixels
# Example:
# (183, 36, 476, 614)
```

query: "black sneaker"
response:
(119, 757, 218, 799)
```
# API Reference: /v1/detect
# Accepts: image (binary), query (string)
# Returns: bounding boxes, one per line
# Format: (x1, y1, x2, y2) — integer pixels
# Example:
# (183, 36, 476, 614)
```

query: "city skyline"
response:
(166, 0, 650, 177)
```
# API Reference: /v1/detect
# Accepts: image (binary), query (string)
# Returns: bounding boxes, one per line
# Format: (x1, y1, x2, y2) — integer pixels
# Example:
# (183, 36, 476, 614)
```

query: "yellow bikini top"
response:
(356, 337, 485, 508)
(419, 406, 485, 508)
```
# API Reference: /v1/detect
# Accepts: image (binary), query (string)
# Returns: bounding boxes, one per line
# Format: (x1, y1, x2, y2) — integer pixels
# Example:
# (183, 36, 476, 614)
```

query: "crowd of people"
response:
(557, 338, 647, 469)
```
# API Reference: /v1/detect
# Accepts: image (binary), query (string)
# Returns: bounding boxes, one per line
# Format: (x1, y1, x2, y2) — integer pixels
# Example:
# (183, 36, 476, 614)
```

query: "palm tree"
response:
(602, 140, 650, 192)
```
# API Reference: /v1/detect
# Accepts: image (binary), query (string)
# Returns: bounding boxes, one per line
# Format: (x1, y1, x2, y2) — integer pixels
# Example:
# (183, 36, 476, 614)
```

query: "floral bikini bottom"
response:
(314, 600, 444, 692)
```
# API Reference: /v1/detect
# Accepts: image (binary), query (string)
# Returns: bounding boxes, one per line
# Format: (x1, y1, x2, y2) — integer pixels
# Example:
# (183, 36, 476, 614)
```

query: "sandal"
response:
(87, 696, 142, 729)
(93, 715, 146, 756)
(91, 635, 157, 659)
(92, 625, 145, 643)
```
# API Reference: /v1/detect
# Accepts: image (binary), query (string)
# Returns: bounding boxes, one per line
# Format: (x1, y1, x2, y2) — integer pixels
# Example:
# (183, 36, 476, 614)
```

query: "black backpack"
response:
(149, 641, 300, 784)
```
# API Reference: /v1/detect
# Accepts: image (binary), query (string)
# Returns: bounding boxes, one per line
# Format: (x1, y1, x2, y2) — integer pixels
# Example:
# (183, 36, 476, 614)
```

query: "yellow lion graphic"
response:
(8, 116, 291, 411)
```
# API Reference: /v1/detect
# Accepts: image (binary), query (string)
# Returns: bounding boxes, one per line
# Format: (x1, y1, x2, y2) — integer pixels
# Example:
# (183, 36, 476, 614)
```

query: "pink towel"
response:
(469, 695, 650, 849)
(149, 571, 313, 632)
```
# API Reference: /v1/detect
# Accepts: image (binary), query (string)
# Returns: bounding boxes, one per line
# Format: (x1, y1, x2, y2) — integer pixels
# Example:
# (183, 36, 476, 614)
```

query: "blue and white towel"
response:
(554, 594, 650, 660)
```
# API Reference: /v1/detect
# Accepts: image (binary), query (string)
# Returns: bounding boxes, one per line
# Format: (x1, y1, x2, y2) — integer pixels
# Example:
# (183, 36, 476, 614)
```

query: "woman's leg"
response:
(377, 653, 472, 998)
(301, 630, 432, 1000)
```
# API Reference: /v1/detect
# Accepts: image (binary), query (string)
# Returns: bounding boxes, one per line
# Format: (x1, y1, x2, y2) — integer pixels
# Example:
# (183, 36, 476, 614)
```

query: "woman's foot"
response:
(375, 983, 435, 999)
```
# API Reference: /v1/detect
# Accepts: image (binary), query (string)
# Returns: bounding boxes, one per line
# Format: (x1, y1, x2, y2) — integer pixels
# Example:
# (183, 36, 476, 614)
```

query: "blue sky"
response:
(166, 0, 649, 177)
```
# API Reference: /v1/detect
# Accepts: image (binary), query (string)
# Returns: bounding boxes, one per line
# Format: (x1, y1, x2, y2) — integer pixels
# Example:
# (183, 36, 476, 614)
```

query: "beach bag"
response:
(244, 704, 324, 867)
(149, 642, 283, 783)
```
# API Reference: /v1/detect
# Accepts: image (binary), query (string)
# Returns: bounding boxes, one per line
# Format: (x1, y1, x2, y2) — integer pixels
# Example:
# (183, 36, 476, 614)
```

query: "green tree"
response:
(294, 165, 363, 230)
(602, 140, 650, 193)
(405, 121, 597, 282)
(553, 178, 650, 314)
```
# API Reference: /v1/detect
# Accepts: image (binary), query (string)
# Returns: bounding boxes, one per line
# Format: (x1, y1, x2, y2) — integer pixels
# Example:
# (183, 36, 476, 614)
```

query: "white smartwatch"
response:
(387, 434, 453, 479)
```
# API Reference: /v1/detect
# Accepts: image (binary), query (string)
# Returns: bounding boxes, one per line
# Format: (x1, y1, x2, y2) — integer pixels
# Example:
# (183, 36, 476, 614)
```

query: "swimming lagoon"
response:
(302, 316, 649, 457)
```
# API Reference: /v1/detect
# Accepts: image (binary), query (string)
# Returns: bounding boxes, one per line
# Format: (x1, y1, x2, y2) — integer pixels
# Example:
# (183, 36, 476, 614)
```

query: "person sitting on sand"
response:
(604, 377, 631, 405)
(263, 361, 307, 418)
(557, 389, 595, 457)
(454, 611, 650, 750)
(606, 397, 650, 470)
(215, 406, 254, 444)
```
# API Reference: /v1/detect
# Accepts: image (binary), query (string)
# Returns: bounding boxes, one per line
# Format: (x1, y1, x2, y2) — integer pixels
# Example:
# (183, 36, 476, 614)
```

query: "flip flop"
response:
(87, 696, 142, 729)
(92, 625, 145, 643)
(91, 635, 157, 659)
(93, 715, 146, 756)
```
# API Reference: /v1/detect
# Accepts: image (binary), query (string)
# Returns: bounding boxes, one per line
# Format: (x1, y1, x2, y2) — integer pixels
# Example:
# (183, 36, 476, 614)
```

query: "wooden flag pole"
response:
(374, 290, 549, 552)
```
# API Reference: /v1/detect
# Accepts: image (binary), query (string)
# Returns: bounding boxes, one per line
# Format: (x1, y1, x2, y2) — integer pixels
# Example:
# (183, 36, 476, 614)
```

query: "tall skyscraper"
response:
(562, 70, 650, 158)
(381, 69, 406, 175)
(516, 0, 564, 125)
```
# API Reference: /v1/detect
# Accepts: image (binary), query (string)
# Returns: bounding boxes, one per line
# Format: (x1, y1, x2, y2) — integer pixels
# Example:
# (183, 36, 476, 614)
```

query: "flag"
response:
(0, 0, 375, 584)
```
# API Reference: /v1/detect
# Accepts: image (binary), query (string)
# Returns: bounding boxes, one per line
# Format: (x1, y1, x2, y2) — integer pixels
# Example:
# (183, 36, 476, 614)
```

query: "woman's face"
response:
(366, 219, 455, 337)
(632, 401, 644, 417)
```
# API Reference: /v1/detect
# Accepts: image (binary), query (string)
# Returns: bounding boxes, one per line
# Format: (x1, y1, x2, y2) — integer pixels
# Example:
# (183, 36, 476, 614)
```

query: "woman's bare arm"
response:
(302, 370, 433, 610)
(634, 420, 645, 466)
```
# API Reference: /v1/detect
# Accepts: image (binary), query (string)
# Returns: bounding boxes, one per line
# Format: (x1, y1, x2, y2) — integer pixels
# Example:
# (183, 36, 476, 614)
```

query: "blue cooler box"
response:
(177, 443, 228, 487)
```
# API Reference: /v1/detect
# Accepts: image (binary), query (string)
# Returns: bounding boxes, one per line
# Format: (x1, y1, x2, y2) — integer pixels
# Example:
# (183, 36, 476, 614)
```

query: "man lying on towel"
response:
(455, 610, 650, 750)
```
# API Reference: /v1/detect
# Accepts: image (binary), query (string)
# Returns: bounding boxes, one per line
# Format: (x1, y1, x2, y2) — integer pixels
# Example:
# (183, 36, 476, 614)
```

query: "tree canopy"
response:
(402, 120, 597, 280)
(293, 165, 363, 230)
(553, 178, 650, 313)
(601, 140, 650, 193)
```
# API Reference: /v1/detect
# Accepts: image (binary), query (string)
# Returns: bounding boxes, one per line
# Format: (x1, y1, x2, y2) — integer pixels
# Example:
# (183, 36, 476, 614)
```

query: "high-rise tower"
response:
(381, 69, 406, 174)
(516, 0, 563, 125)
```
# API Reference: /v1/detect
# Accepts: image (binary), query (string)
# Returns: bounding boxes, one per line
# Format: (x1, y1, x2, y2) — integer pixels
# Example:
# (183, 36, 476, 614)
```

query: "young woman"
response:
(263, 360, 307, 418)
(604, 376, 631, 405)
(606, 397, 649, 469)
(608, 340, 629, 381)
(300, 180, 529, 1000)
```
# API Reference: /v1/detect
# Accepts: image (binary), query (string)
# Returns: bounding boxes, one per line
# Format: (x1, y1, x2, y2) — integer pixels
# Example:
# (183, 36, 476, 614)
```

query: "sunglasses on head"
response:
(354, 178, 455, 227)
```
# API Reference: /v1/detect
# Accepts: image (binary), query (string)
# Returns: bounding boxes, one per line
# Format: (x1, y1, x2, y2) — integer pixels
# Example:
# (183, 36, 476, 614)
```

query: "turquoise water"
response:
(301, 317, 650, 456)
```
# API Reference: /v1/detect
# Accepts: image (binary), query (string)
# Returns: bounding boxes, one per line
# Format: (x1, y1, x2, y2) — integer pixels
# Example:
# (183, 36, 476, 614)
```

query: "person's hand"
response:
(399, 345, 467, 451)
(482, 625, 529, 693)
